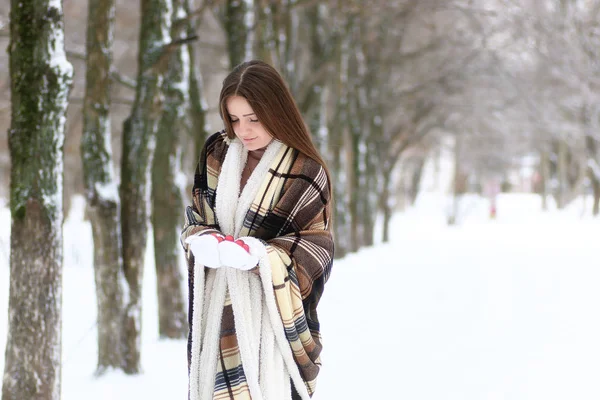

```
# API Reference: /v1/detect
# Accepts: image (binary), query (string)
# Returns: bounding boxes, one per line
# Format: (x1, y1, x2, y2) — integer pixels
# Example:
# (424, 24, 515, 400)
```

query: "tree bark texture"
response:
(120, 0, 172, 374)
(224, 0, 253, 68)
(448, 134, 463, 225)
(329, 23, 351, 259)
(2, 0, 73, 399)
(348, 117, 360, 252)
(361, 150, 377, 247)
(557, 139, 568, 209)
(381, 170, 392, 243)
(184, 0, 210, 164)
(409, 157, 426, 206)
(82, 0, 127, 374)
(592, 174, 600, 216)
(151, 0, 189, 339)
(304, 4, 331, 161)
(540, 149, 550, 211)
(585, 135, 599, 216)
(254, 1, 276, 66)
(278, 0, 299, 93)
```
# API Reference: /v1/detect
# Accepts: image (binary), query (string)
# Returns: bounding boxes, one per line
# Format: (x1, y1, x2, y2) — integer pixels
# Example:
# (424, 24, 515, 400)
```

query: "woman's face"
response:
(226, 95, 273, 151)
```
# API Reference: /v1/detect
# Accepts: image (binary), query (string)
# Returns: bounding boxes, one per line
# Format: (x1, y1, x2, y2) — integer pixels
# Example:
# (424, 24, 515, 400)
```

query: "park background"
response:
(1, 0, 599, 399)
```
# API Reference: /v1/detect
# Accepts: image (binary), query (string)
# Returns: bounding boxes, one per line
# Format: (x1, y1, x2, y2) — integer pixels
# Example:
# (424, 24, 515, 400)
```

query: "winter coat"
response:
(180, 130, 334, 399)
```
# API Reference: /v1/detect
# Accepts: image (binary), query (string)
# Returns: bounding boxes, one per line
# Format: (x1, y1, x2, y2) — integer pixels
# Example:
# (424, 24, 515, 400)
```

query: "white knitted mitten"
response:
(236, 236, 267, 259)
(218, 236, 263, 270)
(185, 233, 223, 268)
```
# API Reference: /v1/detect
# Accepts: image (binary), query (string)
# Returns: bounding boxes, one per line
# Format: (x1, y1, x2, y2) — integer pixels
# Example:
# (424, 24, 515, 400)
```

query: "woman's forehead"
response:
(226, 96, 254, 115)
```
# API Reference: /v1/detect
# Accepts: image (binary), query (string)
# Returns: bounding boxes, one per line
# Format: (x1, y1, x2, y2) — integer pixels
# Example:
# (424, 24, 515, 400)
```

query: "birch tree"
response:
(120, 0, 173, 373)
(82, 0, 128, 373)
(2, 0, 73, 398)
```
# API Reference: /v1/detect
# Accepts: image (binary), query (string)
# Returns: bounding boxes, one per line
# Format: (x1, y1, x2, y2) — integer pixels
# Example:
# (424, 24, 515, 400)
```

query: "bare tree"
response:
(502, 0, 600, 211)
(186, 0, 211, 163)
(222, 0, 255, 67)
(120, 0, 173, 374)
(2, 0, 73, 398)
(151, 0, 192, 339)
(82, 0, 128, 374)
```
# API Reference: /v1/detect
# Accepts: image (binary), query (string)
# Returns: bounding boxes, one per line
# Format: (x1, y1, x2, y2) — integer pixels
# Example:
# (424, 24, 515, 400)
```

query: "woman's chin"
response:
(243, 139, 272, 151)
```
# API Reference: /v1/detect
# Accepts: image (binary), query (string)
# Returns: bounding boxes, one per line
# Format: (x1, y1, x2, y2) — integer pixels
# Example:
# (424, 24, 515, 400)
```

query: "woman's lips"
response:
(243, 137, 256, 143)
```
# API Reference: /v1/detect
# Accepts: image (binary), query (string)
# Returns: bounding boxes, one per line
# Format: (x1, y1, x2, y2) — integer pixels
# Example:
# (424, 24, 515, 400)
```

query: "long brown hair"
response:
(219, 60, 334, 224)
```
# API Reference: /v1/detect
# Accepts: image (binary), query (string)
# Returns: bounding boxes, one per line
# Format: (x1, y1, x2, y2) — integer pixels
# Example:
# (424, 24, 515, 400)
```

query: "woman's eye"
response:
(250, 119, 259, 123)
(230, 119, 239, 123)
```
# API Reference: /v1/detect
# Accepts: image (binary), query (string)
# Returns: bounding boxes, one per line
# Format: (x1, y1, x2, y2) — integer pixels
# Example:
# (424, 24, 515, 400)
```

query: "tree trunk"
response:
(409, 157, 426, 206)
(2, 0, 73, 398)
(186, 0, 210, 163)
(557, 139, 568, 209)
(361, 150, 376, 247)
(82, 0, 127, 375)
(592, 171, 600, 216)
(329, 23, 351, 259)
(151, 0, 189, 339)
(188, 56, 209, 164)
(304, 2, 329, 151)
(540, 149, 550, 211)
(363, 112, 384, 248)
(381, 169, 392, 243)
(281, 0, 299, 93)
(345, 16, 361, 252)
(224, 0, 254, 68)
(348, 117, 360, 252)
(331, 138, 348, 258)
(448, 134, 462, 225)
(585, 134, 599, 216)
(120, 0, 172, 374)
(254, 0, 276, 65)
(561, 154, 588, 208)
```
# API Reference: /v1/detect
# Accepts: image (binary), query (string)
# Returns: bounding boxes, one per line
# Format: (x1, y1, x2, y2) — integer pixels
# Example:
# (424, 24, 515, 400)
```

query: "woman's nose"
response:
(240, 120, 251, 132)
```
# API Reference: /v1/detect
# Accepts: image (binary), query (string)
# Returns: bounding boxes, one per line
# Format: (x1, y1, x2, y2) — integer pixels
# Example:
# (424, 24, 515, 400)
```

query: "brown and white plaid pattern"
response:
(181, 131, 334, 399)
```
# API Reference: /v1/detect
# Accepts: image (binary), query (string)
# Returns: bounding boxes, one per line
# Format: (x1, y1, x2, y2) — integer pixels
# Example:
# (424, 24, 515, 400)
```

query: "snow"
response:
(48, 0, 73, 76)
(160, 2, 173, 51)
(1, 192, 599, 399)
(95, 181, 119, 204)
(36, 0, 72, 228)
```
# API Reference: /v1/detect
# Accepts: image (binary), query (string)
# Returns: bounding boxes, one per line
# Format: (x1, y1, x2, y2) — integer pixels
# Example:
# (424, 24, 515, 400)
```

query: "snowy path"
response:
(1, 194, 599, 399)
(317, 205, 600, 399)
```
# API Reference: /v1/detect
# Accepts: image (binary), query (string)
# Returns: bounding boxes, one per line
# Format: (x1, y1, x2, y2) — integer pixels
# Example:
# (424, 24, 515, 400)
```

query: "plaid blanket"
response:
(181, 131, 334, 399)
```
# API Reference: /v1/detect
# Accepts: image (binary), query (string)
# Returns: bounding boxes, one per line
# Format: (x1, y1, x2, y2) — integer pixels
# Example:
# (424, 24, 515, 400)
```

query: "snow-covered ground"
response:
(1, 193, 599, 399)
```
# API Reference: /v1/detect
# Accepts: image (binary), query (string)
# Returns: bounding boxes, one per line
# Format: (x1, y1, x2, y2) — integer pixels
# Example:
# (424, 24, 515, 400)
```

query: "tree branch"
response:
(178, 0, 222, 29)
(70, 96, 135, 106)
(110, 69, 137, 90)
(65, 50, 138, 90)
(66, 50, 86, 61)
(144, 35, 199, 75)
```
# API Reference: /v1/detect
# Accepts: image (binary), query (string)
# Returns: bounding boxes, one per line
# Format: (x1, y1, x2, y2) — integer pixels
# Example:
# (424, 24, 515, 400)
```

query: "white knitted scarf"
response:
(188, 137, 311, 400)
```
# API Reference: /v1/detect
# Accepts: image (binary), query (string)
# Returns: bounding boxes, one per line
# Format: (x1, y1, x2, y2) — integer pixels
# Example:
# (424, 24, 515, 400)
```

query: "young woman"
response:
(181, 60, 334, 400)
